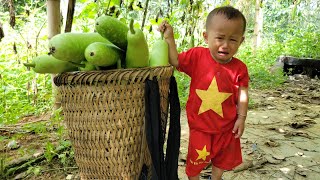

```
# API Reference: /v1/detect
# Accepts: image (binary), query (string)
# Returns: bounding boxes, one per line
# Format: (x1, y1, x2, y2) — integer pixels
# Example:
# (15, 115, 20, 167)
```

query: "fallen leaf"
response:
(265, 155, 283, 164)
(264, 139, 280, 147)
(303, 119, 317, 124)
(280, 166, 295, 179)
(267, 127, 286, 133)
(289, 122, 309, 129)
(246, 150, 254, 155)
(7, 140, 20, 150)
(273, 154, 286, 160)
(284, 131, 311, 138)
(66, 175, 74, 180)
(250, 157, 268, 170)
(233, 159, 253, 172)
(296, 166, 308, 177)
(267, 106, 276, 110)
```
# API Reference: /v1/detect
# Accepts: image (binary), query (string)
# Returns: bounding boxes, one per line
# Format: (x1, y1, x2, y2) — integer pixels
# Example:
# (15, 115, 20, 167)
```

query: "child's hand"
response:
(158, 20, 174, 41)
(232, 118, 245, 138)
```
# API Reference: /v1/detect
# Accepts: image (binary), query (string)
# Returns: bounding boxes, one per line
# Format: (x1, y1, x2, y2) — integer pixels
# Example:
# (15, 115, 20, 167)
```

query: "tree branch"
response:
(141, 0, 150, 30)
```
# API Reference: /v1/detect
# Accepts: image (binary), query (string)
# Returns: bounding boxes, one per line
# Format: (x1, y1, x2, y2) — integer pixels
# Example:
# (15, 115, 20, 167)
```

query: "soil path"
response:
(178, 75, 320, 180)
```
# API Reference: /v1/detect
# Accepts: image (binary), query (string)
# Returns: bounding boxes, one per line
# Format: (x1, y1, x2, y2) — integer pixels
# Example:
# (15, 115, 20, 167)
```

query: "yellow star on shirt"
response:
(196, 145, 210, 161)
(196, 77, 232, 117)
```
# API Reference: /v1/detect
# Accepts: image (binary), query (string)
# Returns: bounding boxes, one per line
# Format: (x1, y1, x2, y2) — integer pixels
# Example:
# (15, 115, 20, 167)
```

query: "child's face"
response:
(203, 14, 244, 63)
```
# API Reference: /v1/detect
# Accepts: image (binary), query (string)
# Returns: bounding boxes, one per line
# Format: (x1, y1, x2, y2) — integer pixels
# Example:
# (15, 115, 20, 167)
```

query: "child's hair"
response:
(206, 6, 247, 34)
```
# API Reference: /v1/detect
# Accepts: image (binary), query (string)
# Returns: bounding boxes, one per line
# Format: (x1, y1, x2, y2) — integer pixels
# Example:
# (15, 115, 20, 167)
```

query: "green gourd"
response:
(149, 33, 169, 67)
(23, 54, 78, 74)
(84, 42, 125, 67)
(95, 15, 129, 51)
(125, 19, 149, 68)
(48, 32, 111, 63)
(78, 61, 96, 71)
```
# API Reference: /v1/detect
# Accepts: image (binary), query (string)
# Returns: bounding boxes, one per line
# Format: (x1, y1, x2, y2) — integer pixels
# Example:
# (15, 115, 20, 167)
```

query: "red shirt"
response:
(178, 47, 249, 133)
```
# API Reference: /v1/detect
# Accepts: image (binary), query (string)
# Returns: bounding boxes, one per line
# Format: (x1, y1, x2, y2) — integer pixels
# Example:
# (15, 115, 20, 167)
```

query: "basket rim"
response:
(54, 65, 174, 86)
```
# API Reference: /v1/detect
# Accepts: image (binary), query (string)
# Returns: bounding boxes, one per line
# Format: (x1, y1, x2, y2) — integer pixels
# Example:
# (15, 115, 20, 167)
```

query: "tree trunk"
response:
(65, 0, 76, 33)
(253, 0, 263, 55)
(8, 0, 15, 28)
(47, 0, 61, 110)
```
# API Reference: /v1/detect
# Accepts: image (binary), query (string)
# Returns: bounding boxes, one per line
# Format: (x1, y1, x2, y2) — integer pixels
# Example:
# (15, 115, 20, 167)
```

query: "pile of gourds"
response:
(24, 16, 169, 74)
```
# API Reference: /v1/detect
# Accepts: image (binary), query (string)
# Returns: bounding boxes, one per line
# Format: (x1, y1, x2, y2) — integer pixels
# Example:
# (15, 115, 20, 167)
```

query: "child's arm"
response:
(158, 21, 179, 68)
(233, 86, 249, 138)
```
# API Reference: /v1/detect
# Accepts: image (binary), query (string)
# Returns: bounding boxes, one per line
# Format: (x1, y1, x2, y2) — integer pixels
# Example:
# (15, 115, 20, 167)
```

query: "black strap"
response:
(144, 77, 164, 180)
(143, 76, 181, 180)
(165, 76, 181, 180)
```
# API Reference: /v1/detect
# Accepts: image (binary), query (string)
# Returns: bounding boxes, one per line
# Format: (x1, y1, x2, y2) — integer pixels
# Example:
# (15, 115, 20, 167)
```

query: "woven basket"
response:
(53, 66, 174, 179)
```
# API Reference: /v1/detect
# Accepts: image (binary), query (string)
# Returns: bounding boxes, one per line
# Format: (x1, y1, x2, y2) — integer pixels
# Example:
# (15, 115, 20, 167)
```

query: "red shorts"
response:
(185, 129, 242, 177)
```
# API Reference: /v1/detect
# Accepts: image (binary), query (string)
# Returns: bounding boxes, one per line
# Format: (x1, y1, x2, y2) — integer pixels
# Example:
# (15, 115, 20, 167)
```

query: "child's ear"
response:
(203, 31, 208, 44)
(241, 36, 245, 44)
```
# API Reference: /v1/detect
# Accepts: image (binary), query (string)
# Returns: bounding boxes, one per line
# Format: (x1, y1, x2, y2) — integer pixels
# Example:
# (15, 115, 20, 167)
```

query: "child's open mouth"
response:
(218, 51, 229, 56)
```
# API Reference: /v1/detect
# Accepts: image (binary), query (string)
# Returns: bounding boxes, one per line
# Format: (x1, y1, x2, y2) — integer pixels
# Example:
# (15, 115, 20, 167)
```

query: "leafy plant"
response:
(22, 122, 47, 134)
(237, 41, 287, 89)
(57, 140, 74, 167)
(44, 142, 55, 163)
(27, 166, 42, 176)
(174, 70, 190, 107)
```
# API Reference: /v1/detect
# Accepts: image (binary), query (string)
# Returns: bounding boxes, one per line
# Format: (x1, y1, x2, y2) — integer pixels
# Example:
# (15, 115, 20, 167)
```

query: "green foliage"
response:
(174, 71, 190, 107)
(237, 41, 287, 89)
(44, 140, 73, 165)
(0, 6, 52, 125)
(27, 166, 42, 176)
(0, 158, 4, 178)
(22, 121, 47, 134)
(0, 0, 46, 17)
(0, 64, 53, 124)
(263, 0, 320, 59)
(283, 27, 320, 58)
(44, 142, 55, 162)
(57, 140, 74, 166)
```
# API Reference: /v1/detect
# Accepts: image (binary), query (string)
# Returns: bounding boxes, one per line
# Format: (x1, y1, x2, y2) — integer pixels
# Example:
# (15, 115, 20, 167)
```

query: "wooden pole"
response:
(47, 0, 61, 38)
(47, 0, 61, 110)
(65, 0, 76, 32)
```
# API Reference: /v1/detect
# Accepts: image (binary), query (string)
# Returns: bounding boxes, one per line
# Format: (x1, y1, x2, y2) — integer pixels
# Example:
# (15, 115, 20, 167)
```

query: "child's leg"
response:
(210, 130, 243, 180)
(211, 165, 224, 180)
(188, 174, 200, 180)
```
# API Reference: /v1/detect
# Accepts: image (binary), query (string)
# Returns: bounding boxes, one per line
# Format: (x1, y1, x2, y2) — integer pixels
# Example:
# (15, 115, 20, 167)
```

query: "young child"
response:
(159, 6, 249, 180)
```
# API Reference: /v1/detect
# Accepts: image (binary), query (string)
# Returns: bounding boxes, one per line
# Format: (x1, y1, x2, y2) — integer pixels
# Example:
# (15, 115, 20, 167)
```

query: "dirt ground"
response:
(178, 75, 320, 180)
(1, 74, 320, 180)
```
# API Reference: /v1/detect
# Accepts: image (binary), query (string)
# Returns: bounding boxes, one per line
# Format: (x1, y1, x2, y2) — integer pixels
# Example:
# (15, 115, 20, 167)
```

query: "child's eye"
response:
(216, 37, 223, 39)
(231, 39, 237, 42)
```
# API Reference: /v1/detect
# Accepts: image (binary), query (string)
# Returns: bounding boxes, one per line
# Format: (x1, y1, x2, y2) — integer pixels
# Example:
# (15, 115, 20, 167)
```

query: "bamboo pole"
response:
(65, 0, 76, 32)
(47, 0, 61, 110)
(47, 0, 61, 38)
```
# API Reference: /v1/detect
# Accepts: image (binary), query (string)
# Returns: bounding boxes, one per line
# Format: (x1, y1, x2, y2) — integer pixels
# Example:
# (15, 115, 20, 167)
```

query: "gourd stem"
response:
(117, 59, 122, 69)
(69, 61, 85, 68)
(23, 63, 35, 68)
(129, 19, 135, 34)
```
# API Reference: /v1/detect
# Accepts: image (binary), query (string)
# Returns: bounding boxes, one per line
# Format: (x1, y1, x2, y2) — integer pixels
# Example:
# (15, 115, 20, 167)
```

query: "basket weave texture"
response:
(54, 66, 174, 179)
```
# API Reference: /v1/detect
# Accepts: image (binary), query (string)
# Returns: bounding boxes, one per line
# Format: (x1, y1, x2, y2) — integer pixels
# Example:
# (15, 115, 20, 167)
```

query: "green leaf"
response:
(44, 142, 55, 162)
